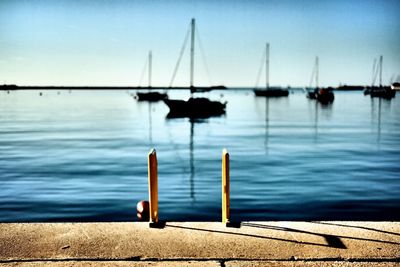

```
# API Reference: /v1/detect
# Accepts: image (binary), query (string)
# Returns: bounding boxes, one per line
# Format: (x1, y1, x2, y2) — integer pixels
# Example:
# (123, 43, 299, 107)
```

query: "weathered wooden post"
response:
(222, 149, 230, 225)
(148, 148, 158, 227)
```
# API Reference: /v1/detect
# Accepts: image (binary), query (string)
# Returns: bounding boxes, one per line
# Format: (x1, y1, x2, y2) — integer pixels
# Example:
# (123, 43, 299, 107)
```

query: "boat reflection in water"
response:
(165, 116, 208, 202)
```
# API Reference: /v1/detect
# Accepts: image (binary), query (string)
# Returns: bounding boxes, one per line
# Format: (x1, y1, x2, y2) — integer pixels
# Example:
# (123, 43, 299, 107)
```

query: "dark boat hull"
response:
(316, 88, 334, 103)
(370, 88, 396, 99)
(307, 91, 317, 99)
(136, 92, 168, 102)
(164, 98, 226, 118)
(254, 89, 289, 97)
(364, 86, 392, 96)
(316, 91, 334, 103)
(336, 85, 365, 91)
(307, 88, 334, 103)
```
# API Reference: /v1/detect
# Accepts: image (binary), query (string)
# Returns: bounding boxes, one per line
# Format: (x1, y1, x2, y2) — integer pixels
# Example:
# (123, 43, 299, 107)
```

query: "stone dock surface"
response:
(0, 222, 399, 266)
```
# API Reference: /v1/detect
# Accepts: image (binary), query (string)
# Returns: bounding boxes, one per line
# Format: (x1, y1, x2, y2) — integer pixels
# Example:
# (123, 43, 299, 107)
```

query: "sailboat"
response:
(306, 56, 334, 103)
(136, 51, 168, 102)
(163, 18, 226, 119)
(254, 43, 289, 97)
(305, 57, 318, 99)
(364, 56, 396, 99)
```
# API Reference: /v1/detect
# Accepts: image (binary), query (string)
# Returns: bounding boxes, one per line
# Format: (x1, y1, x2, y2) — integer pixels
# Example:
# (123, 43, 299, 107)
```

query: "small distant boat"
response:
(364, 86, 392, 96)
(136, 51, 168, 102)
(306, 57, 334, 103)
(316, 87, 334, 103)
(253, 43, 289, 97)
(164, 97, 226, 118)
(364, 55, 395, 99)
(364, 86, 391, 96)
(164, 18, 226, 118)
(370, 87, 396, 99)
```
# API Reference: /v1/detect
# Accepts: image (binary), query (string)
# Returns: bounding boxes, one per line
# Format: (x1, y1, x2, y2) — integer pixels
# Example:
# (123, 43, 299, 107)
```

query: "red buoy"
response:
(136, 200, 149, 221)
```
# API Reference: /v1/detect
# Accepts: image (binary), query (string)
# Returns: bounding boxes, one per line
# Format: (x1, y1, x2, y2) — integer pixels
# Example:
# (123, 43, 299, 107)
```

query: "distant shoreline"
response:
(1, 85, 371, 91)
(0, 85, 228, 91)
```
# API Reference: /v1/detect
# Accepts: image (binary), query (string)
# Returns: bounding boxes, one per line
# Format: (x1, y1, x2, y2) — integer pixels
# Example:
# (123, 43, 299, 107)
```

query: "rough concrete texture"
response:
(0, 222, 399, 265)
(225, 262, 400, 267)
(0, 262, 398, 267)
(0, 261, 220, 267)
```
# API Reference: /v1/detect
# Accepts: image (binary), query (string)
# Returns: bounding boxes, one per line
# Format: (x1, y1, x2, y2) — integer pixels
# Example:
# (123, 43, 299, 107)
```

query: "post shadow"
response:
(241, 222, 399, 246)
(312, 221, 400, 237)
(165, 223, 346, 248)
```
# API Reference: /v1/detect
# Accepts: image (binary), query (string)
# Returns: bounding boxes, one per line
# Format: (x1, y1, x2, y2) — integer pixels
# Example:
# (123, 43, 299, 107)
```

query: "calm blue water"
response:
(0, 89, 399, 222)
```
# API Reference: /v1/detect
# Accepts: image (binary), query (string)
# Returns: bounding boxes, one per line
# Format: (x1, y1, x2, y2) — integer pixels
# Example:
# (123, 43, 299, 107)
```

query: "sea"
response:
(0, 89, 399, 222)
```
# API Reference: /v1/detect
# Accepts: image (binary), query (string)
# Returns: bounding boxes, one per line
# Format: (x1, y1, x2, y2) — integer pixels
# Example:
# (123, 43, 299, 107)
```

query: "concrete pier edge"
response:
(1, 221, 399, 266)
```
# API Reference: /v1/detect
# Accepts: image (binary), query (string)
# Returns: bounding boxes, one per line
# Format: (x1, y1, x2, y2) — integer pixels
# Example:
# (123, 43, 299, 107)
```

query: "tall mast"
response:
(148, 51, 152, 88)
(190, 18, 195, 88)
(379, 55, 382, 87)
(372, 58, 377, 87)
(266, 42, 270, 90)
(316, 56, 319, 88)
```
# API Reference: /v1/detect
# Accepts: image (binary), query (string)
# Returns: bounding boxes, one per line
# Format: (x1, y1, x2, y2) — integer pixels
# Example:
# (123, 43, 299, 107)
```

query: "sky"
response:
(0, 0, 399, 87)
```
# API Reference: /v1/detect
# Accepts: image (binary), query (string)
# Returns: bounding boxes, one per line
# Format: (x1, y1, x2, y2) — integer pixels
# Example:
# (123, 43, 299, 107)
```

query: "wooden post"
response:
(222, 149, 230, 225)
(148, 148, 158, 226)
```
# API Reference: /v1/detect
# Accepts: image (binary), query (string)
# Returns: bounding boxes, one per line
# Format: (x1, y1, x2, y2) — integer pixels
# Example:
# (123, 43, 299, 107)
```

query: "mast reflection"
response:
(264, 97, 269, 153)
(189, 119, 195, 201)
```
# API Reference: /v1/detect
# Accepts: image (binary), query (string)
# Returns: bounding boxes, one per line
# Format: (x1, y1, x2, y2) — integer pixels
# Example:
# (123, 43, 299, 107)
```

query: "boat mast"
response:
(316, 56, 319, 89)
(148, 51, 152, 88)
(190, 18, 195, 88)
(372, 58, 377, 87)
(379, 55, 382, 87)
(266, 42, 270, 90)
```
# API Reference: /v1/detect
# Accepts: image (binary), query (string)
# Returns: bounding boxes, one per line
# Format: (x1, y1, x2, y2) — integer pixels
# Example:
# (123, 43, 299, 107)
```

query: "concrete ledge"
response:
(0, 222, 399, 265)
(0, 261, 398, 267)
(0, 261, 220, 267)
(225, 262, 400, 267)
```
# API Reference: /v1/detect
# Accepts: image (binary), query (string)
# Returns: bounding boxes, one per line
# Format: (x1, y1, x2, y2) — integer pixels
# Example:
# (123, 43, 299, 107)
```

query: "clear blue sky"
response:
(0, 0, 399, 87)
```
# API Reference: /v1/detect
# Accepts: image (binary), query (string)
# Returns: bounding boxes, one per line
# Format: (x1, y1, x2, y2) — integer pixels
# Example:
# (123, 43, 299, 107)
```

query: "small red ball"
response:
(136, 200, 149, 221)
